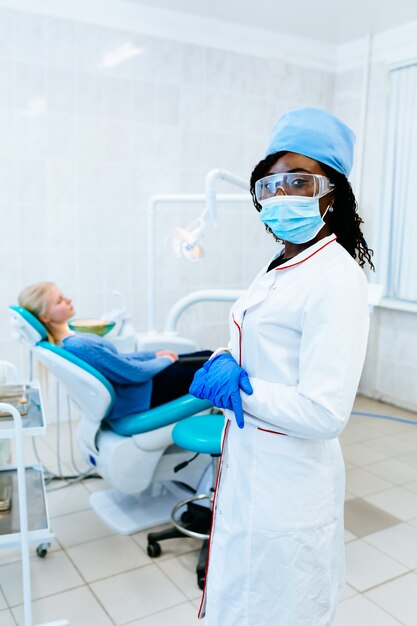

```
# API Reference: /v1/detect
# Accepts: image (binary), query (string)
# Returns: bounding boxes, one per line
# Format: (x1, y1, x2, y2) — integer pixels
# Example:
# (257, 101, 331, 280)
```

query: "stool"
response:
(147, 413, 225, 589)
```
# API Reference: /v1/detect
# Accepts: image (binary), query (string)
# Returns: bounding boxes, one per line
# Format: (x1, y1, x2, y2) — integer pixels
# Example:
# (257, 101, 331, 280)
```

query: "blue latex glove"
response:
(189, 353, 253, 428)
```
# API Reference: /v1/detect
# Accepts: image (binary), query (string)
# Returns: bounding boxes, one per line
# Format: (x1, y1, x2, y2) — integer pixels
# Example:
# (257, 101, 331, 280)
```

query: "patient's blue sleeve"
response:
(61, 335, 172, 384)
(122, 352, 157, 362)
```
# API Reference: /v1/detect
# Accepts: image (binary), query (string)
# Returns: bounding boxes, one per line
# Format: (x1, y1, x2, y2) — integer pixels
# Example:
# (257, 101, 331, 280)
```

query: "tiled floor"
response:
(2, 395, 417, 625)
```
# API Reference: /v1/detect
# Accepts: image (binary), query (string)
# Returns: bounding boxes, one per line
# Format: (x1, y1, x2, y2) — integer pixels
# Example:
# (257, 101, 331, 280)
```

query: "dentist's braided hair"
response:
(250, 152, 375, 270)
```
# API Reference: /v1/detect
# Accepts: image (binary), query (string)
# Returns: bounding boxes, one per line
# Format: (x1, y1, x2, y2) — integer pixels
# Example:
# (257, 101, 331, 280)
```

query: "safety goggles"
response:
(255, 173, 335, 201)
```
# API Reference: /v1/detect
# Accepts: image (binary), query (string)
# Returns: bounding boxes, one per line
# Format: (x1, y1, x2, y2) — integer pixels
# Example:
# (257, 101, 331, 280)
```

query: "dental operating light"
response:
(169, 218, 206, 261)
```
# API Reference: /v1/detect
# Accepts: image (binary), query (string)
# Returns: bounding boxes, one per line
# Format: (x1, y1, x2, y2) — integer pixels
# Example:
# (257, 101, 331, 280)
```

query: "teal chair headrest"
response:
(9, 305, 48, 343)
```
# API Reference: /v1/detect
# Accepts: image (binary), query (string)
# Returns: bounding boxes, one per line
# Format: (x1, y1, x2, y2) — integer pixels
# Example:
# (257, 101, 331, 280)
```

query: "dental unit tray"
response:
(0, 384, 31, 418)
(0, 466, 48, 541)
(0, 384, 44, 436)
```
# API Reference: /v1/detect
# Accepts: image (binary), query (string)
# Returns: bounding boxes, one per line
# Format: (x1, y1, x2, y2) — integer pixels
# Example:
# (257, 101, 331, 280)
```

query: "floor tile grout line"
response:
(54, 543, 119, 625)
(401, 483, 417, 496)
(49, 505, 92, 520)
(84, 564, 194, 625)
(84, 582, 119, 626)
(344, 483, 399, 499)
(361, 570, 417, 626)
(62, 539, 156, 586)
(339, 592, 406, 626)
(360, 534, 417, 570)
(353, 474, 415, 490)
(5, 542, 119, 626)
(361, 459, 417, 478)
(8, 582, 86, 609)
(2, 542, 122, 618)
(364, 595, 407, 626)
(154, 550, 202, 602)
(117, 599, 199, 626)
(349, 568, 416, 596)
(1, 607, 18, 626)
(61, 541, 201, 587)
(153, 558, 194, 601)
(0, 583, 15, 614)
(10, 588, 118, 626)
(58, 530, 145, 553)
(50, 530, 116, 550)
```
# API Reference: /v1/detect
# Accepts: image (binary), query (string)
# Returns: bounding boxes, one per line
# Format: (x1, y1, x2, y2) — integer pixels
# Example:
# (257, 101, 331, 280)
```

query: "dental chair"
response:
(8, 306, 213, 535)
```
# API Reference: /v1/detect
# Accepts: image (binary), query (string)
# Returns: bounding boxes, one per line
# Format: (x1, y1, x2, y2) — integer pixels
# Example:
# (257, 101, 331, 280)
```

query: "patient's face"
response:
(42, 285, 75, 324)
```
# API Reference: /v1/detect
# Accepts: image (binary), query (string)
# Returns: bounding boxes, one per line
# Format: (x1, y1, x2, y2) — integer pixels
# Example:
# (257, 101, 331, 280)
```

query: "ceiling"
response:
(123, 0, 417, 44)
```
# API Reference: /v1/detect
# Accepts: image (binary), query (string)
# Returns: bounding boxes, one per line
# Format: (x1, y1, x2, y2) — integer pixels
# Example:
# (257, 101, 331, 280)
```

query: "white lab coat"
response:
(200, 235, 369, 626)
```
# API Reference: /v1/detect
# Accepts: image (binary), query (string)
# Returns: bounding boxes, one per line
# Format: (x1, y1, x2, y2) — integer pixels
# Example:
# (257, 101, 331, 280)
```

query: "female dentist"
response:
(190, 108, 374, 625)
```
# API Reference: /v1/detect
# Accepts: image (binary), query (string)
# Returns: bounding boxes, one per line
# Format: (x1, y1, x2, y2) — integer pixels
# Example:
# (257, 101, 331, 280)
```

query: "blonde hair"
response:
(18, 282, 56, 343)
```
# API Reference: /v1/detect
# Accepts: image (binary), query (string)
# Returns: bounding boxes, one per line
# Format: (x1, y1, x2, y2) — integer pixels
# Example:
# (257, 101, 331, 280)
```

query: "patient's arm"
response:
(122, 351, 158, 362)
(63, 337, 173, 384)
(155, 350, 178, 362)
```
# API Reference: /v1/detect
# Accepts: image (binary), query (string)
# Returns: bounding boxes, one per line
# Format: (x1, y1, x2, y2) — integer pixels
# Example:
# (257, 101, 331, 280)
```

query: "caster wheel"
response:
(147, 542, 161, 558)
(36, 544, 48, 558)
(198, 576, 205, 590)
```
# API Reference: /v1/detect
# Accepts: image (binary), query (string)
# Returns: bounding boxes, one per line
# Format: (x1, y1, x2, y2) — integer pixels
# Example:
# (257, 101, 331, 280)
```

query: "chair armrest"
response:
(106, 394, 212, 437)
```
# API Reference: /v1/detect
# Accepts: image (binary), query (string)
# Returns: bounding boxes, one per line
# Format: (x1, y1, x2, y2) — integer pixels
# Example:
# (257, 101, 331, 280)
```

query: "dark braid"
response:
(249, 152, 375, 270)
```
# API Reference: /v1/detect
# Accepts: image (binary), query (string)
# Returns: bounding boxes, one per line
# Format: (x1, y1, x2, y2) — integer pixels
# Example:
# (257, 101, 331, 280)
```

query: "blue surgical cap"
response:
(265, 107, 355, 177)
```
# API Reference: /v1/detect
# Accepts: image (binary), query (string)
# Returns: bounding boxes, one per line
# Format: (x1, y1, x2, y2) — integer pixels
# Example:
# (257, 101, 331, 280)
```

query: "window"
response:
(382, 62, 417, 303)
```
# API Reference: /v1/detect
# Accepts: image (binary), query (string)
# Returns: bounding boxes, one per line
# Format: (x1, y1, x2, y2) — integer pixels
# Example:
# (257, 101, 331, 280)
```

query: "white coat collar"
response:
(265, 234, 337, 273)
(232, 235, 338, 324)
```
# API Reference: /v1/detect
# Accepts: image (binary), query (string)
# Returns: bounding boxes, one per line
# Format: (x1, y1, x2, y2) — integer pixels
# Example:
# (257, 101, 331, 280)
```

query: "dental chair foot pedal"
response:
(89, 487, 182, 535)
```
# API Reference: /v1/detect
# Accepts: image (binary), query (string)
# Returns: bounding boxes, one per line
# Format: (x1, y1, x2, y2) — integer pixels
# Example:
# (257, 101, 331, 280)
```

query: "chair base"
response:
(147, 500, 212, 588)
(171, 493, 212, 539)
(90, 484, 187, 535)
(197, 539, 209, 590)
(148, 500, 211, 546)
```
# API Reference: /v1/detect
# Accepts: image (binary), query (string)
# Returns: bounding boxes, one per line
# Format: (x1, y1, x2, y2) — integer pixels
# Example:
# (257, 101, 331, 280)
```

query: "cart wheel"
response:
(36, 544, 48, 558)
(147, 542, 161, 558)
(198, 575, 205, 590)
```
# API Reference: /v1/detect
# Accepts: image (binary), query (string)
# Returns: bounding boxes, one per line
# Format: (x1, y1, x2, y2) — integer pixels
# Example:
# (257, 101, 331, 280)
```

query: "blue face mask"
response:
(259, 195, 331, 244)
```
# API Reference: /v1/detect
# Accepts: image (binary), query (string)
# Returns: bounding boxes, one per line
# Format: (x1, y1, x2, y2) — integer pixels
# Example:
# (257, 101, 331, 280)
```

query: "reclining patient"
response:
(18, 282, 211, 420)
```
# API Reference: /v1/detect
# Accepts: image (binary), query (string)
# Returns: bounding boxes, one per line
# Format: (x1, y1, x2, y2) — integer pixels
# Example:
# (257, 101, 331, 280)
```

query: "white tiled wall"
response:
(0, 6, 334, 370)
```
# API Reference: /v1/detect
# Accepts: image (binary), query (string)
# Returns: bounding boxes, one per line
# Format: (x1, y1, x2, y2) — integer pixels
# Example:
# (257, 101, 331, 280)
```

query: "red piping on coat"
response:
(258, 427, 287, 436)
(198, 419, 231, 619)
(275, 236, 337, 271)
(232, 314, 242, 366)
